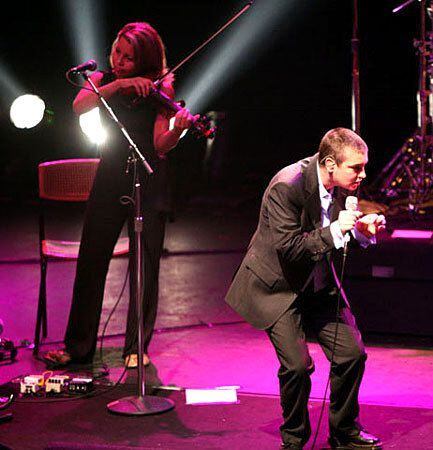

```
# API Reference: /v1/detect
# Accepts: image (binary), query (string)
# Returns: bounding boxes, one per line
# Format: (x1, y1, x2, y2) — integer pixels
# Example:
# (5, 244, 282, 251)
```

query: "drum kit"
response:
(372, 0, 433, 214)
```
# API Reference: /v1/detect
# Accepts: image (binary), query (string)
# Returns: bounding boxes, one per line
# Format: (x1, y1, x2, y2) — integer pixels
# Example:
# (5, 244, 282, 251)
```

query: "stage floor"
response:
(1, 199, 433, 449)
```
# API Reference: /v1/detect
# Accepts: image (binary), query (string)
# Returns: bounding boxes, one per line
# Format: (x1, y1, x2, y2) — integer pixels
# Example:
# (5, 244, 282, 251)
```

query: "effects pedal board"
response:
(19, 374, 94, 397)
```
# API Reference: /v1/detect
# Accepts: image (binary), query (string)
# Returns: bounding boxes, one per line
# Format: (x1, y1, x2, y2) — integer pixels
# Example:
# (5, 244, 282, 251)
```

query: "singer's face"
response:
(333, 146, 368, 191)
(111, 37, 137, 78)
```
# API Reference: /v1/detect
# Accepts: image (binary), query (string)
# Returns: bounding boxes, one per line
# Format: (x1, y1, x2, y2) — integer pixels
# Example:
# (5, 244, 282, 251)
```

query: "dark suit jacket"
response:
(225, 154, 350, 329)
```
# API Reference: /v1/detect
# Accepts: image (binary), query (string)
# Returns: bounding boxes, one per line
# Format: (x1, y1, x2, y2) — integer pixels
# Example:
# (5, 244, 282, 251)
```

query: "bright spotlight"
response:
(0, 60, 25, 108)
(79, 107, 107, 145)
(10, 94, 46, 129)
(62, 0, 107, 71)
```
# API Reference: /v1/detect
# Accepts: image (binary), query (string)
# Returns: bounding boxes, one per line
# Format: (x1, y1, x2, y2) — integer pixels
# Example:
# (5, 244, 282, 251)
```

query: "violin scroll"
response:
(192, 114, 216, 139)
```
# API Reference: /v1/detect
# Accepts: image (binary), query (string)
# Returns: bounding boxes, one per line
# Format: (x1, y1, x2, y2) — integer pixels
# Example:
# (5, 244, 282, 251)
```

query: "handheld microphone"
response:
(345, 195, 358, 212)
(67, 59, 97, 73)
(343, 195, 358, 254)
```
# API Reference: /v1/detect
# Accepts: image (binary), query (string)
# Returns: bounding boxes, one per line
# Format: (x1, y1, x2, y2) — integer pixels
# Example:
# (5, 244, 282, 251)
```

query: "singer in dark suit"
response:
(226, 128, 385, 450)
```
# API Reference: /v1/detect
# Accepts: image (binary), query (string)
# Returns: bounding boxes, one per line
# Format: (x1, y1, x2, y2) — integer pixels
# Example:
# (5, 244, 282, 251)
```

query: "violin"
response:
(134, 87, 216, 139)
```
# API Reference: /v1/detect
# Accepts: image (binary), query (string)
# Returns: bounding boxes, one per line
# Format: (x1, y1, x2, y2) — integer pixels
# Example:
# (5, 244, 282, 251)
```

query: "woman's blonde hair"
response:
(110, 22, 169, 81)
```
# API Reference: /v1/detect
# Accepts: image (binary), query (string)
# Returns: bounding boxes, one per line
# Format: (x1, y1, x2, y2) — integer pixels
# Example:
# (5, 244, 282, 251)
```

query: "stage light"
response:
(10, 94, 46, 129)
(0, 61, 25, 109)
(61, 0, 108, 146)
(177, 0, 296, 112)
(62, 0, 107, 71)
(79, 107, 107, 145)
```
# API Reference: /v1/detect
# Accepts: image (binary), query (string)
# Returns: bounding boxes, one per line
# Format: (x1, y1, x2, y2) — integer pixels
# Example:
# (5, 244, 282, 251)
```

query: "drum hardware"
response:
(373, 0, 433, 214)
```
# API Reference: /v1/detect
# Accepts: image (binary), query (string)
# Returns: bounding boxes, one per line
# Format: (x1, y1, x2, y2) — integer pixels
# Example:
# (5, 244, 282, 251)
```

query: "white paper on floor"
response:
(185, 386, 239, 405)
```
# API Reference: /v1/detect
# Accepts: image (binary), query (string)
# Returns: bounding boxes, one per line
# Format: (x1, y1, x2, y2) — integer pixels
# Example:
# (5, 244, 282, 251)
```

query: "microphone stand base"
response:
(107, 395, 175, 416)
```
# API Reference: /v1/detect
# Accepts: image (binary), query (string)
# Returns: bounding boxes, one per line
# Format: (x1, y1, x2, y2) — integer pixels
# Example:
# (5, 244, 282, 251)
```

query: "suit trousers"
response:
(64, 157, 166, 362)
(266, 286, 367, 447)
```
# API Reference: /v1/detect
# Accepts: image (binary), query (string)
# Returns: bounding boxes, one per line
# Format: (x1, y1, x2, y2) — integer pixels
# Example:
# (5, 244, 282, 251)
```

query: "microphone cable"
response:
(310, 226, 353, 449)
(310, 250, 349, 450)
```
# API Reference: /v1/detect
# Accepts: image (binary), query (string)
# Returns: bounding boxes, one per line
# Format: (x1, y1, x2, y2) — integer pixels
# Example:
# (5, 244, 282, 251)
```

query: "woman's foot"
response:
(43, 349, 72, 366)
(124, 353, 150, 368)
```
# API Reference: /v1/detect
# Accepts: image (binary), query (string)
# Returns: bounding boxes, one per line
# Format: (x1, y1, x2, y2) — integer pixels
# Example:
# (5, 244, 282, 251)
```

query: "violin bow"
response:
(154, 1, 253, 88)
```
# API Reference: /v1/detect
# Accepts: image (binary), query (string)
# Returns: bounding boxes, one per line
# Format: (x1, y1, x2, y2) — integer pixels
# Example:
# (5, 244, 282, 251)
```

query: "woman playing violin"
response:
(46, 21, 195, 368)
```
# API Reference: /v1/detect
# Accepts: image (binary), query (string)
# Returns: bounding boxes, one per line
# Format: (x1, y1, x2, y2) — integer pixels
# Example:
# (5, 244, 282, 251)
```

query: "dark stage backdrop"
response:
(0, 0, 420, 204)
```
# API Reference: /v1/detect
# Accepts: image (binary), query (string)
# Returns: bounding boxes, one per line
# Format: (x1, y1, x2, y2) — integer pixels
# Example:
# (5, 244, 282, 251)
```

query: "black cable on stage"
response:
(0, 394, 13, 410)
(98, 262, 130, 366)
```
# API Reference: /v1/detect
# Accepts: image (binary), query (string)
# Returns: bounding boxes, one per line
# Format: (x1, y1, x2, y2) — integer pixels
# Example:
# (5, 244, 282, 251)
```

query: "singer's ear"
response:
(324, 156, 336, 173)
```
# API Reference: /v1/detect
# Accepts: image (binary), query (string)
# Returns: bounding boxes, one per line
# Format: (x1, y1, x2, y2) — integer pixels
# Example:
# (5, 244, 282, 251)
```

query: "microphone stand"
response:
(351, 0, 361, 135)
(80, 72, 174, 416)
(66, 1, 255, 416)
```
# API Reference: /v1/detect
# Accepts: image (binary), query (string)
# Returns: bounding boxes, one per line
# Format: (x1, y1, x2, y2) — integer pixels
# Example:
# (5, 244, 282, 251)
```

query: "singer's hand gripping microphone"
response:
(343, 195, 358, 256)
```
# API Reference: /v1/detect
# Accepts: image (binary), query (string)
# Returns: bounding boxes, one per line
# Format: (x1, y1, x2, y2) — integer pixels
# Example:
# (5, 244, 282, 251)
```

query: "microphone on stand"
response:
(343, 195, 358, 256)
(67, 59, 97, 73)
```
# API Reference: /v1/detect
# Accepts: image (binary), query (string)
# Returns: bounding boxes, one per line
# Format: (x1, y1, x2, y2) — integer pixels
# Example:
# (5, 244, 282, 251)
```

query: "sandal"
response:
(124, 353, 150, 368)
(43, 349, 72, 366)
